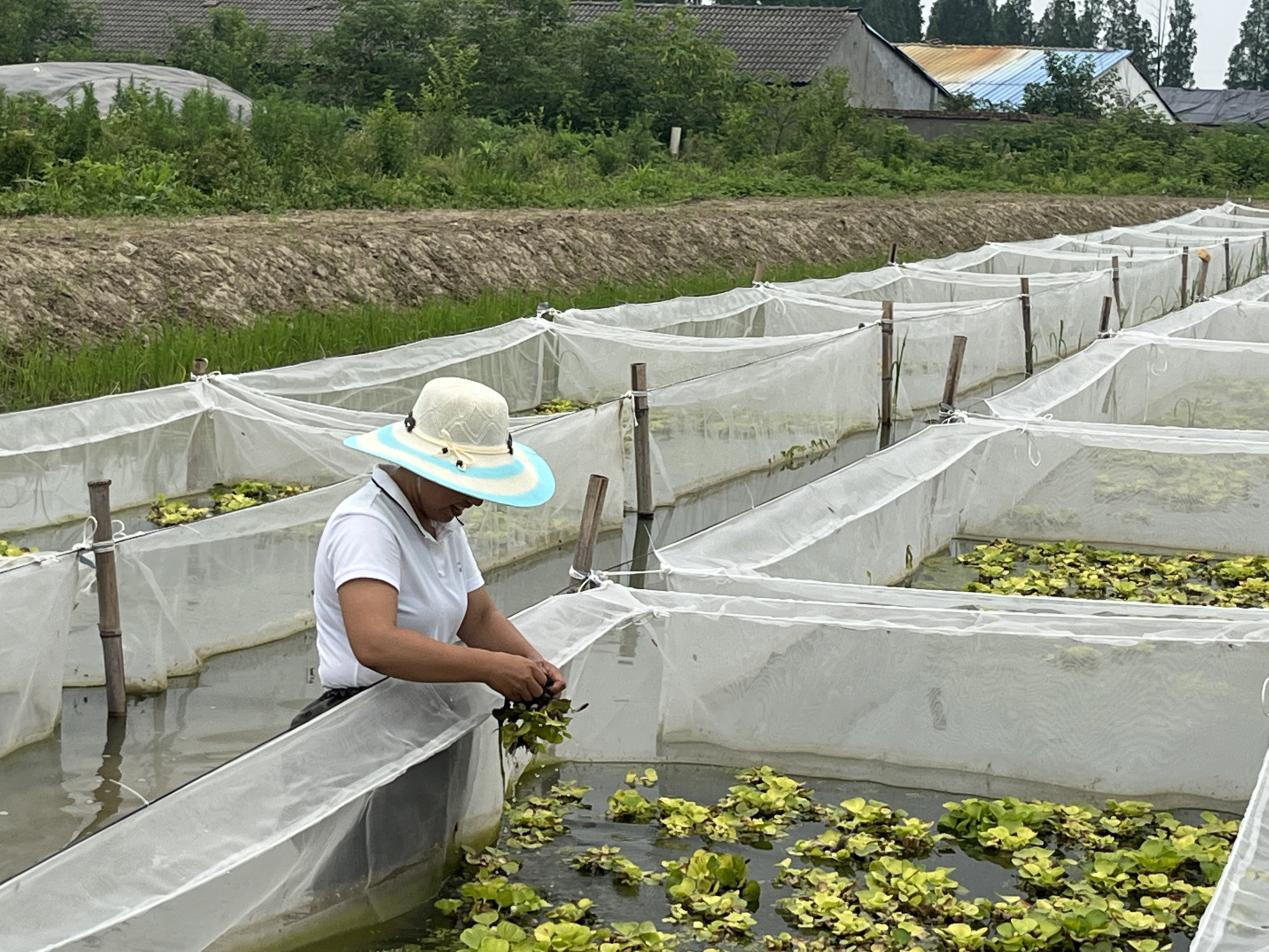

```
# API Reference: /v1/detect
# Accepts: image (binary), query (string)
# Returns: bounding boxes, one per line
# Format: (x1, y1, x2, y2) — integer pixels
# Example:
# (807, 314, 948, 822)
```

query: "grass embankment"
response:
(0, 254, 890, 413)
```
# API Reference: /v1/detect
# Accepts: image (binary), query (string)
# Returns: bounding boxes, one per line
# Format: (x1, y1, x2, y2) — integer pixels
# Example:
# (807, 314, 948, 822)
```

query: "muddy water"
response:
(313, 763, 1214, 952)
(0, 372, 1022, 886)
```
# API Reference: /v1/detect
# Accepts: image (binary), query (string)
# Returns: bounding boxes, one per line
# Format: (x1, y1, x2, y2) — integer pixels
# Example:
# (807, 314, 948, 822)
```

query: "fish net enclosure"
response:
(984, 337, 1269, 431)
(0, 583, 1263, 950)
(9, 200, 1269, 948)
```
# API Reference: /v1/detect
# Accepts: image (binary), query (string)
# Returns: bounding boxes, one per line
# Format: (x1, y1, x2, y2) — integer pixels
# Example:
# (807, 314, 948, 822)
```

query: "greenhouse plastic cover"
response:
(4, 582, 1269, 950)
(0, 62, 252, 117)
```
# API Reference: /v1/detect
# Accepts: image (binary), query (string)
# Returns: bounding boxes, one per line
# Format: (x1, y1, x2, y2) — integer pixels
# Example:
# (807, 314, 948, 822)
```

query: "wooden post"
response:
(1262, 232, 1268, 275)
(88, 481, 127, 719)
(1196, 248, 1211, 300)
(1181, 246, 1190, 307)
(630, 363, 653, 518)
(1225, 237, 1232, 291)
(629, 518, 654, 591)
(191, 357, 209, 378)
(1111, 255, 1122, 320)
(752, 261, 765, 286)
(880, 301, 894, 449)
(888, 242, 899, 266)
(668, 126, 682, 158)
(1098, 295, 1114, 338)
(940, 335, 967, 417)
(1020, 277, 1034, 377)
(568, 474, 609, 593)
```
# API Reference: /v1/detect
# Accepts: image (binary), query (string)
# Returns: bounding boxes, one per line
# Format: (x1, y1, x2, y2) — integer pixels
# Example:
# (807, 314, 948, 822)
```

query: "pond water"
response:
(309, 762, 1226, 952)
(1146, 376, 1269, 430)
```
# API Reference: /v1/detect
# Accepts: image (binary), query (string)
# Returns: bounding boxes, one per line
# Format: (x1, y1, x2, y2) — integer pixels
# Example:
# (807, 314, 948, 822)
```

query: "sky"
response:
(919, 0, 1251, 89)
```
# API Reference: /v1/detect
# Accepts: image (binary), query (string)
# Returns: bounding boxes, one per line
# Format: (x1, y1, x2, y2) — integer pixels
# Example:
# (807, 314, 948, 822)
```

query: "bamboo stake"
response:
(630, 363, 653, 518)
(888, 242, 898, 266)
(88, 480, 127, 718)
(880, 301, 894, 449)
(1098, 296, 1114, 338)
(940, 335, 967, 418)
(1020, 277, 1034, 377)
(190, 357, 209, 379)
(1196, 248, 1212, 300)
(1111, 255, 1122, 321)
(1181, 246, 1190, 307)
(628, 519, 654, 591)
(568, 474, 609, 593)
(1225, 237, 1232, 291)
(752, 261, 765, 285)
(1262, 232, 1268, 275)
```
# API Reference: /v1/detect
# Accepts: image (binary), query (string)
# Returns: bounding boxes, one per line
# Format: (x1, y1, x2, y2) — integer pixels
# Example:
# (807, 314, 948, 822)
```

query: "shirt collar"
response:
(370, 465, 458, 542)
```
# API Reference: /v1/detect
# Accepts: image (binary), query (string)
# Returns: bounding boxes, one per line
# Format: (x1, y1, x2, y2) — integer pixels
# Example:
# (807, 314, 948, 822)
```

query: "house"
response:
(91, 0, 339, 57)
(899, 43, 1176, 121)
(569, 3, 949, 112)
(90, 0, 950, 113)
(1161, 87, 1269, 127)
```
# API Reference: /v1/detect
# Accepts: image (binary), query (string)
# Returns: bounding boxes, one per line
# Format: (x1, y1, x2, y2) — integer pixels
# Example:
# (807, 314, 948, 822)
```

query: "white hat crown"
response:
(410, 377, 510, 452)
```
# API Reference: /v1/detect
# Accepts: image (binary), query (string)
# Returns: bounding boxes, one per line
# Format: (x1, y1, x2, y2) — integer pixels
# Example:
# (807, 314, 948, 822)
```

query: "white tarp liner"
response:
(5, 582, 1268, 950)
(984, 336, 1269, 430)
(0, 556, 76, 758)
(0, 62, 252, 118)
(659, 417, 1269, 586)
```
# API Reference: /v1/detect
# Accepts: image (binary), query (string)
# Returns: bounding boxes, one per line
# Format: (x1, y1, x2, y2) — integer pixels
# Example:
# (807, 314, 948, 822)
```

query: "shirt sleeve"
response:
(457, 525, 486, 594)
(325, 511, 402, 591)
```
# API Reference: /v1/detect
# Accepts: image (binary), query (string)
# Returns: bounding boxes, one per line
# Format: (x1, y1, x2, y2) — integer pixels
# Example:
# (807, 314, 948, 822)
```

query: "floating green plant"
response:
(0, 539, 38, 557)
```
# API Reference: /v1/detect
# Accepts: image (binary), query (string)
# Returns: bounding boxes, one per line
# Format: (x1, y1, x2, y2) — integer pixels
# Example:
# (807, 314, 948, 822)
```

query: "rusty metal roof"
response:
(898, 43, 1132, 107)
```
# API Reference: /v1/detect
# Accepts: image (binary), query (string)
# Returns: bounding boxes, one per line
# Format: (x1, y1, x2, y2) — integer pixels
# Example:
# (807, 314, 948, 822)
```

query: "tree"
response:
(1160, 0, 1196, 88)
(171, 7, 305, 96)
(1035, 0, 1080, 46)
(1074, 0, 1103, 46)
(993, 0, 1034, 44)
(1227, 0, 1269, 91)
(926, 0, 995, 43)
(1023, 50, 1116, 117)
(860, 0, 922, 41)
(0, 0, 96, 64)
(1103, 0, 1159, 79)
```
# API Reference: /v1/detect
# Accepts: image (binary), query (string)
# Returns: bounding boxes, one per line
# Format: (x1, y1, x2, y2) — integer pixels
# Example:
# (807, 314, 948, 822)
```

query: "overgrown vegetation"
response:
(1, 2, 1268, 219)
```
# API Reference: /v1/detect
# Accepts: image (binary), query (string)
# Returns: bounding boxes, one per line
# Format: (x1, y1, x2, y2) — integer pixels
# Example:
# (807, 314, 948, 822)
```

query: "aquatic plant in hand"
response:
(493, 696, 581, 757)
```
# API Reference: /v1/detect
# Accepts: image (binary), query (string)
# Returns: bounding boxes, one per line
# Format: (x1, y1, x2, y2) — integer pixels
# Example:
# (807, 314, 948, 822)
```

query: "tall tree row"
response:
(992, 0, 1033, 43)
(1228, 0, 1269, 90)
(860, 0, 923, 42)
(1102, 0, 1158, 77)
(925, 0, 995, 43)
(1159, 0, 1196, 88)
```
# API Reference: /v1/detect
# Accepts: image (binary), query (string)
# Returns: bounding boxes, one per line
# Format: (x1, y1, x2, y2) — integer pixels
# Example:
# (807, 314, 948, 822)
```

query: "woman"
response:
(291, 377, 565, 729)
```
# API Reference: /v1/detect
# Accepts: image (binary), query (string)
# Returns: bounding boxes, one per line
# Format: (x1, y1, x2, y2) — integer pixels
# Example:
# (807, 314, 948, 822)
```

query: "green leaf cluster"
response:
(494, 696, 578, 757)
(957, 538, 1269, 608)
(0, 538, 37, 557)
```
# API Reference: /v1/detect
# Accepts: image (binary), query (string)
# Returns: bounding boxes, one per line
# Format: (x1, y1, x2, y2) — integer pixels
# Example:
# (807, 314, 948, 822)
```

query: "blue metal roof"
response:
(898, 45, 1133, 107)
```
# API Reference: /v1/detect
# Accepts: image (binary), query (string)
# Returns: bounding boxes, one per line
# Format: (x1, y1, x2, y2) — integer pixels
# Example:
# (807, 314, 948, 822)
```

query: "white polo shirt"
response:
(314, 465, 485, 689)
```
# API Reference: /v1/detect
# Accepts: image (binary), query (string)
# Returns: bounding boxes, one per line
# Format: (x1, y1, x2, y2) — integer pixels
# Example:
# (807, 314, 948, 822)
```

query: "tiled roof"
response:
(570, 2, 860, 84)
(93, 0, 340, 56)
(1162, 87, 1269, 126)
(898, 43, 1131, 107)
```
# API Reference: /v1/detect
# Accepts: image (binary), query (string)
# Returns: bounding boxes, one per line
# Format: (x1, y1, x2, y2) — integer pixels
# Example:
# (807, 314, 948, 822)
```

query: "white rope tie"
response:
(1261, 675, 1269, 718)
(567, 566, 608, 590)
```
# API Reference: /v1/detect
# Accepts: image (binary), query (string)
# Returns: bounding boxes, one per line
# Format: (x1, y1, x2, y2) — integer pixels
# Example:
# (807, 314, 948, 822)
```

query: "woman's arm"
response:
(338, 578, 549, 701)
(458, 586, 567, 694)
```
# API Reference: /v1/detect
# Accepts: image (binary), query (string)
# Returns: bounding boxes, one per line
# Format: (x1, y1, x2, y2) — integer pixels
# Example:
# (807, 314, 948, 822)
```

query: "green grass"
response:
(0, 254, 893, 413)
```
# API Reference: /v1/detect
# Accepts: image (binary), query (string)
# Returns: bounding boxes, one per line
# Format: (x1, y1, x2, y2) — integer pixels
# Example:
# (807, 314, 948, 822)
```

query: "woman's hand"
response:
(540, 660, 567, 696)
(484, 652, 550, 702)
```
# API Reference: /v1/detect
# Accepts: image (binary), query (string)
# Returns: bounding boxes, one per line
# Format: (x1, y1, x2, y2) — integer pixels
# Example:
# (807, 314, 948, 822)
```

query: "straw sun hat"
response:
(345, 378, 556, 507)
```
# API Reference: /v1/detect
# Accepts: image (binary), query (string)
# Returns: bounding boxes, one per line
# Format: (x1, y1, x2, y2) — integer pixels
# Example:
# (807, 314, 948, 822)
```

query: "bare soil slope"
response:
(0, 194, 1206, 346)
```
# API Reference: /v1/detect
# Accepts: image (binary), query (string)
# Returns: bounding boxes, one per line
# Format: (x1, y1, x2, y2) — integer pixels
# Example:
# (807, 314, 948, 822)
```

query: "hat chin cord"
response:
(436, 428, 475, 470)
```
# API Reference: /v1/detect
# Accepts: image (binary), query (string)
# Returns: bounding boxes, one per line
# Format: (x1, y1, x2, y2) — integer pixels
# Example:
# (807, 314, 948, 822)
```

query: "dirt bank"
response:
(0, 194, 1207, 346)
